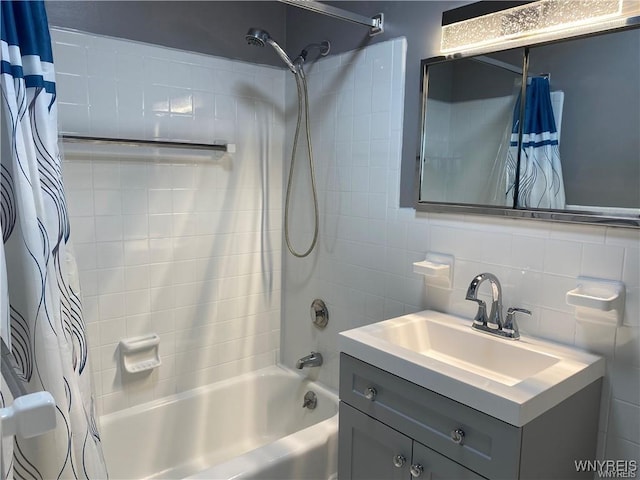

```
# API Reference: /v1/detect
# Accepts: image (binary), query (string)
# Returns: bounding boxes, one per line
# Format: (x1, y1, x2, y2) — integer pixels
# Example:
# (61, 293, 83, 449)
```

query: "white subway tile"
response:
(511, 235, 545, 272)
(608, 399, 640, 443)
(97, 268, 125, 295)
(574, 322, 617, 358)
(124, 239, 150, 266)
(148, 189, 173, 214)
(148, 214, 173, 238)
(98, 294, 125, 322)
(57, 73, 89, 105)
(67, 190, 94, 217)
(615, 327, 640, 368)
(124, 290, 151, 316)
(611, 363, 640, 406)
(124, 265, 149, 291)
(544, 239, 582, 276)
(581, 244, 625, 280)
(54, 42, 88, 76)
(96, 242, 124, 269)
(537, 308, 575, 345)
(92, 162, 121, 189)
(116, 80, 144, 113)
(58, 103, 91, 135)
(94, 190, 122, 215)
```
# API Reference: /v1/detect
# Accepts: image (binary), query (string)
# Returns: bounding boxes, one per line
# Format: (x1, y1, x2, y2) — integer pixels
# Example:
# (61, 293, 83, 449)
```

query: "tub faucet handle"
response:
(302, 391, 317, 409)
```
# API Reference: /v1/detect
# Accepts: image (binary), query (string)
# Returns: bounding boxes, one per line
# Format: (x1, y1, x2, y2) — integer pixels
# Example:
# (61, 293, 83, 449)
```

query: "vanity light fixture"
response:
(440, 0, 639, 55)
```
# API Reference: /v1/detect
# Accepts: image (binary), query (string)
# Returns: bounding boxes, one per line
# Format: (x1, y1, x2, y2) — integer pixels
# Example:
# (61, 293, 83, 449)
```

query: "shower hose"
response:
(284, 64, 319, 258)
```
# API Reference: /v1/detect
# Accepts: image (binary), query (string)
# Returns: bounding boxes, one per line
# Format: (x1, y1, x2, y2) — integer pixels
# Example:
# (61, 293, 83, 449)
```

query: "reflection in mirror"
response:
(418, 26, 640, 226)
(526, 28, 639, 215)
(419, 49, 524, 206)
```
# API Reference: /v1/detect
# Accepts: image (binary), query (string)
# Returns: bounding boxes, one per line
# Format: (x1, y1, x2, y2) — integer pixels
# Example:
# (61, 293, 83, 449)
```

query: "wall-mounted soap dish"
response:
(566, 277, 625, 326)
(413, 252, 454, 289)
(119, 334, 161, 373)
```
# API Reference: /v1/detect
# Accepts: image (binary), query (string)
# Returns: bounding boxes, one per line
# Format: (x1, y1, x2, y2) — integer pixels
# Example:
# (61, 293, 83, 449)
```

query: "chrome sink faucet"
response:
(465, 273, 530, 340)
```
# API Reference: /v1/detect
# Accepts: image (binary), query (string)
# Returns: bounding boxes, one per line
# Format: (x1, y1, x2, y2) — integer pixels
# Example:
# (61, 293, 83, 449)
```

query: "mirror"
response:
(419, 49, 524, 207)
(417, 27, 640, 227)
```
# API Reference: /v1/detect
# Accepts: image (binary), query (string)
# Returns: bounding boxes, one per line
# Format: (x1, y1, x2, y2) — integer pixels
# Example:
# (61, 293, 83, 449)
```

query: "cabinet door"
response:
(339, 402, 412, 480)
(411, 441, 486, 479)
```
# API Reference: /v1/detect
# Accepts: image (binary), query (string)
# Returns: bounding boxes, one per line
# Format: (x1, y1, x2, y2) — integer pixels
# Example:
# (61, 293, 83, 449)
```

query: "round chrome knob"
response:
(364, 387, 377, 401)
(410, 464, 424, 477)
(392, 454, 406, 468)
(451, 428, 465, 445)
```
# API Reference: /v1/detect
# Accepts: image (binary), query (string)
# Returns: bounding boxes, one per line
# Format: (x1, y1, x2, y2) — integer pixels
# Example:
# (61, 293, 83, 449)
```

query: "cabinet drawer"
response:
(413, 441, 486, 479)
(340, 353, 521, 479)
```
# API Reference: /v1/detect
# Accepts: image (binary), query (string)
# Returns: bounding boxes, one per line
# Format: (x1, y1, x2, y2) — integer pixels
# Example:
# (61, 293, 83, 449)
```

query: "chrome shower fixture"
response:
(294, 41, 330, 67)
(245, 28, 297, 74)
(245, 26, 330, 258)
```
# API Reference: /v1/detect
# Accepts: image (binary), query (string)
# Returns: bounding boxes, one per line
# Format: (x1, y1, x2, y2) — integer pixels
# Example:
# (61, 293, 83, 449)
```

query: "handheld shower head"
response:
(245, 28, 270, 47)
(245, 27, 297, 74)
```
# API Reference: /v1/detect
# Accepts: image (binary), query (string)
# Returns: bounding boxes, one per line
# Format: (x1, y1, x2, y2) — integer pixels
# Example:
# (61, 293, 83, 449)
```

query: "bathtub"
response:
(100, 365, 338, 479)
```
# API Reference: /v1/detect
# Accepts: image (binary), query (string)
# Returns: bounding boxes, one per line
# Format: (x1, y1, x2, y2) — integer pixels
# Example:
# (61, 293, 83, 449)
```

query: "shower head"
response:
(245, 27, 297, 74)
(245, 27, 270, 47)
(294, 41, 331, 67)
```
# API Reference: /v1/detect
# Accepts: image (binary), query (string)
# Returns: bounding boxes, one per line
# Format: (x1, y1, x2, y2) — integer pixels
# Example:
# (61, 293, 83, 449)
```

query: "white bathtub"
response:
(100, 365, 338, 480)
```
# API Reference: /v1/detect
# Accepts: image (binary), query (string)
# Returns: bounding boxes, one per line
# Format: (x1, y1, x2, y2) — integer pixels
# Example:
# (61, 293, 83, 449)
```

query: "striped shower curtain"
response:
(506, 76, 566, 209)
(0, 1, 107, 478)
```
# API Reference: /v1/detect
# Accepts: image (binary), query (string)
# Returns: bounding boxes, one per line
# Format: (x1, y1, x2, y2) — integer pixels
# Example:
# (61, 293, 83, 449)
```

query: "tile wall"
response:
(52, 28, 285, 415)
(281, 37, 639, 463)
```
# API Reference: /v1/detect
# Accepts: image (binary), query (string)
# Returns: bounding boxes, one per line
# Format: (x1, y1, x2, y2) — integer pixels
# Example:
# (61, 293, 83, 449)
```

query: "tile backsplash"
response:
(281, 37, 639, 463)
(52, 28, 285, 415)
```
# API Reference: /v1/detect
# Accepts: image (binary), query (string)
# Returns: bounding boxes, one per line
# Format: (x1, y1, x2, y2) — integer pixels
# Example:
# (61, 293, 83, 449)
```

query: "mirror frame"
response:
(416, 20, 640, 229)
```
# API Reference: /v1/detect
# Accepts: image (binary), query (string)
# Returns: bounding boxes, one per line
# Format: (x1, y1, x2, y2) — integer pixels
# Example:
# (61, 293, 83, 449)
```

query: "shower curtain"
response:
(505, 76, 566, 209)
(0, 2, 107, 478)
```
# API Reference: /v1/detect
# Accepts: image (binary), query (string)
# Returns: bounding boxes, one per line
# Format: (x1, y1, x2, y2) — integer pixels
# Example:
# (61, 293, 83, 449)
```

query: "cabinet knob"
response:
(410, 463, 424, 477)
(364, 387, 377, 401)
(392, 454, 406, 468)
(451, 428, 465, 445)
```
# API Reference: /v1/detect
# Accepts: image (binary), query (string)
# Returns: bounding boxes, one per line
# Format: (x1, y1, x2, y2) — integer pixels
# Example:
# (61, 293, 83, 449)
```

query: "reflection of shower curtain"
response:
(506, 77, 566, 209)
(0, 1, 107, 478)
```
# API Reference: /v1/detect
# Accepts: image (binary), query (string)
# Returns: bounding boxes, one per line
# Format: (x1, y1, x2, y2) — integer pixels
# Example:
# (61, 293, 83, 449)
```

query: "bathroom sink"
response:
(339, 310, 604, 426)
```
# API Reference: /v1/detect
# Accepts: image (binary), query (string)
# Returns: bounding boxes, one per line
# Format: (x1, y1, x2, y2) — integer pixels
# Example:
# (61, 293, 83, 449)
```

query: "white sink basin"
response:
(339, 310, 605, 427)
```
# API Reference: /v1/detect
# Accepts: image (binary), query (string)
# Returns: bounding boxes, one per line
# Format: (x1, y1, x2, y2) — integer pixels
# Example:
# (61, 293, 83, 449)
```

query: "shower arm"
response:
(278, 0, 384, 36)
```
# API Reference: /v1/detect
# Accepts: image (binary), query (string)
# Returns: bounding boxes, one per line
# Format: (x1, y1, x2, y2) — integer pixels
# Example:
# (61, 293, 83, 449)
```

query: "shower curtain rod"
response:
(278, 0, 384, 36)
(472, 56, 550, 81)
(473, 55, 522, 75)
(61, 135, 236, 153)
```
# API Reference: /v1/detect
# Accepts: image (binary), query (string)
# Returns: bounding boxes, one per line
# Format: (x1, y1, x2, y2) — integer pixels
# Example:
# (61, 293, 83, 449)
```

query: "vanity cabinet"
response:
(338, 353, 602, 480)
(340, 401, 484, 479)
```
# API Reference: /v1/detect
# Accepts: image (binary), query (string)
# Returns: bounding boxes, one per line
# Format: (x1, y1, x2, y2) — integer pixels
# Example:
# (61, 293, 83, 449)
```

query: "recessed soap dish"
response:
(119, 334, 161, 374)
(566, 277, 625, 326)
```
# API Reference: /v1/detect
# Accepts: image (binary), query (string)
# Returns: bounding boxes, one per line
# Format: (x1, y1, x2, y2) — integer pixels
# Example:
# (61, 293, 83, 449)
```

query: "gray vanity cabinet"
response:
(338, 402, 412, 479)
(339, 401, 485, 480)
(338, 353, 602, 480)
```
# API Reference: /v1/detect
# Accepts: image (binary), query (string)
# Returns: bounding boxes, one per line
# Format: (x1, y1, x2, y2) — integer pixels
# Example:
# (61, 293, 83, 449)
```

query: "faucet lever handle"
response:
(504, 307, 531, 338)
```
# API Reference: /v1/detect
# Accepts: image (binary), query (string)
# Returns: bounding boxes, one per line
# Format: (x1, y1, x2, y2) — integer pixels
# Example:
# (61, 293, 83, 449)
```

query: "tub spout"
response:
(296, 352, 323, 369)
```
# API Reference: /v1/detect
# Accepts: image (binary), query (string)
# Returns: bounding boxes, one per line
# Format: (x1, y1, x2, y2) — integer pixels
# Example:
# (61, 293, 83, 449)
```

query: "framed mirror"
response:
(417, 26, 640, 227)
